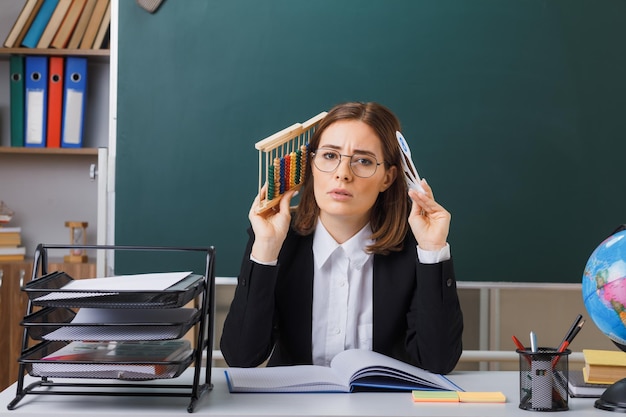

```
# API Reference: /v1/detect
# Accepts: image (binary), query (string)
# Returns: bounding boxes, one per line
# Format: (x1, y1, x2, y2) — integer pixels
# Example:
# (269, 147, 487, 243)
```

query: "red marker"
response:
(552, 341, 570, 368)
(513, 335, 531, 365)
(512, 335, 526, 351)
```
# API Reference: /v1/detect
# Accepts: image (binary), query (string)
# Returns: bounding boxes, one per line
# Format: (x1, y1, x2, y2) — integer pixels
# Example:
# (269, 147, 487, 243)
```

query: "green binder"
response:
(9, 55, 25, 147)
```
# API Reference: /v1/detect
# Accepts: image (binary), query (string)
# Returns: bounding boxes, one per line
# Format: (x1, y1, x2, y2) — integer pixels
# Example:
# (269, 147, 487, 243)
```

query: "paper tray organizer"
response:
(22, 306, 201, 341)
(19, 340, 195, 380)
(8, 244, 216, 413)
(22, 271, 205, 309)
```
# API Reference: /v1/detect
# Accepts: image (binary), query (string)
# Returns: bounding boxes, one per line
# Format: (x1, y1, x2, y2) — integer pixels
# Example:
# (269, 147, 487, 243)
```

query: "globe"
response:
(582, 228, 626, 351)
(582, 226, 626, 412)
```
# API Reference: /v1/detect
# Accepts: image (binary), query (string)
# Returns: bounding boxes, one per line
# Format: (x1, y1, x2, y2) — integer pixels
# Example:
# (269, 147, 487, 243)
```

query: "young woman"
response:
(220, 102, 463, 374)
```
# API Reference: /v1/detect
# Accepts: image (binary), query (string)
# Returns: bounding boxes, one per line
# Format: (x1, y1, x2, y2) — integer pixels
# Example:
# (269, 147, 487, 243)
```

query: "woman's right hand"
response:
(248, 186, 298, 263)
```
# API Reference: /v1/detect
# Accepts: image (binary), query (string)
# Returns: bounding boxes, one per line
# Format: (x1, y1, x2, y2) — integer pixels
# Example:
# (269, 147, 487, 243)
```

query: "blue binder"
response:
(61, 57, 87, 148)
(21, 0, 60, 48)
(24, 56, 48, 147)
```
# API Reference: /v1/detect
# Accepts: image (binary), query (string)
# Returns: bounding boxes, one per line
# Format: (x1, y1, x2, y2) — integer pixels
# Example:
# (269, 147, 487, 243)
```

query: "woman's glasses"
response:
(311, 148, 383, 178)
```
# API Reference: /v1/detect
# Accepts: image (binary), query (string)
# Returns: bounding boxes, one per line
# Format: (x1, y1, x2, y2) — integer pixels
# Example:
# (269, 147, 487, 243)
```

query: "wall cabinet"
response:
(0, 260, 96, 392)
(0, 260, 30, 392)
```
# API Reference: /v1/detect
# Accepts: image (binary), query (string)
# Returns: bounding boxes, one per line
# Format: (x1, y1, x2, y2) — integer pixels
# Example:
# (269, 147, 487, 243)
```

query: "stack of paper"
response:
(43, 307, 198, 340)
(34, 271, 193, 302)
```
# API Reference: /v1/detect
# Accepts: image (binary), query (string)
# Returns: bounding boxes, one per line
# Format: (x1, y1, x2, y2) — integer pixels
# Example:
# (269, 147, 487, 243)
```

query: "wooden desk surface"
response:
(0, 368, 608, 416)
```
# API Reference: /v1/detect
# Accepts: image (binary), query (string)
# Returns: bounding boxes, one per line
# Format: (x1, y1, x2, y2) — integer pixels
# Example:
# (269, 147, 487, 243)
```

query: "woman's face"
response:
(312, 120, 397, 228)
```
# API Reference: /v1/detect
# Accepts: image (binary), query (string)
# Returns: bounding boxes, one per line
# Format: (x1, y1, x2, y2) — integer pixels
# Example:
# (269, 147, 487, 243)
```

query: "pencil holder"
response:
(518, 347, 570, 412)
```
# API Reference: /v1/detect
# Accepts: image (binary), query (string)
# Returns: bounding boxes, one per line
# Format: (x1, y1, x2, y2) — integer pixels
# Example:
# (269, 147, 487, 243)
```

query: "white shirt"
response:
(250, 222, 451, 367)
(311, 221, 375, 366)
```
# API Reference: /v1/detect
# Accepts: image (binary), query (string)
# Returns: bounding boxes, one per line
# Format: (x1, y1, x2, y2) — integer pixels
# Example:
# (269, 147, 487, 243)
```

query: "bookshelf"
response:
(0, 4, 115, 395)
(0, 47, 108, 58)
(0, 146, 98, 155)
(0, 2, 110, 261)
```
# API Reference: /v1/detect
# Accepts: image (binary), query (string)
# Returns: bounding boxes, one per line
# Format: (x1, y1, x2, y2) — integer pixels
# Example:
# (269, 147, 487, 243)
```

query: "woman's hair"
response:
(292, 101, 410, 254)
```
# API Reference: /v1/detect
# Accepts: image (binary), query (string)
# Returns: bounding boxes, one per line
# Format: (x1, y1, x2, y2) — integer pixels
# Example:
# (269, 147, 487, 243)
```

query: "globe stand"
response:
(595, 341, 626, 412)
(595, 378, 626, 412)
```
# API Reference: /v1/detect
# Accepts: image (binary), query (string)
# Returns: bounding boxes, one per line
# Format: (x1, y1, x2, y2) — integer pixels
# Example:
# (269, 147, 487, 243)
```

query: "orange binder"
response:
(46, 56, 64, 148)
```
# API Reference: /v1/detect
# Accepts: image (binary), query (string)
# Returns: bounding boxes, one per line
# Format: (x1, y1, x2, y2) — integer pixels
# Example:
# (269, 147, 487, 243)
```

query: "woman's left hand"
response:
(408, 179, 451, 251)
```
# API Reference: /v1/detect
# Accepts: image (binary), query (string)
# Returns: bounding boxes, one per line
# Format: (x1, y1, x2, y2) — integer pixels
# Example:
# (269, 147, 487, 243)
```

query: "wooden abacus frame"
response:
(255, 112, 327, 215)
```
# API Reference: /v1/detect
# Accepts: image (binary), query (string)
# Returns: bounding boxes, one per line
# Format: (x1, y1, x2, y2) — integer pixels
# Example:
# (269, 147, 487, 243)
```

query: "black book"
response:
(568, 369, 611, 398)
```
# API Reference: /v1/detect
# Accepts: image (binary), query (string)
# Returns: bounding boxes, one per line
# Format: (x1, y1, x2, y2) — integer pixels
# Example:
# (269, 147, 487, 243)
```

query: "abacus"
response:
(255, 111, 327, 215)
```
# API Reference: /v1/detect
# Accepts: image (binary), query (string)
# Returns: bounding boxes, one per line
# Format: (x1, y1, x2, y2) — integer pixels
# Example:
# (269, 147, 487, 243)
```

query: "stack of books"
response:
(0, 226, 26, 261)
(3, 0, 111, 50)
(567, 348, 626, 398)
(582, 348, 626, 384)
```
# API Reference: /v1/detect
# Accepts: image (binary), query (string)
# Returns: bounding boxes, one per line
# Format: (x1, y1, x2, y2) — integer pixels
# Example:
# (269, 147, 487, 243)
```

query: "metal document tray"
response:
(22, 306, 200, 341)
(20, 340, 194, 381)
(23, 271, 205, 309)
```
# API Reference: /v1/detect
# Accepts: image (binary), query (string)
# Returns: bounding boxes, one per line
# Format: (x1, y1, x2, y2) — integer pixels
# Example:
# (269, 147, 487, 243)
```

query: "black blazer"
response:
(220, 227, 463, 374)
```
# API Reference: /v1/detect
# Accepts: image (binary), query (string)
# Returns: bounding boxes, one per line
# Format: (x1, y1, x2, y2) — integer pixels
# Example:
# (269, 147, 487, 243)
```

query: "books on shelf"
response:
(0, 246, 26, 261)
(224, 349, 462, 393)
(583, 348, 626, 384)
(0, 227, 22, 246)
(3, 0, 45, 48)
(32, 339, 192, 377)
(0, 227, 25, 260)
(4, 0, 110, 51)
(79, 0, 109, 49)
(51, 0, 88, 49)
(21, 0, 59, 48)
(66, 0, 97, 49)
(568, 369, 611, 398)
(91, 0, 110, 49)
(36, 0, 72, 49)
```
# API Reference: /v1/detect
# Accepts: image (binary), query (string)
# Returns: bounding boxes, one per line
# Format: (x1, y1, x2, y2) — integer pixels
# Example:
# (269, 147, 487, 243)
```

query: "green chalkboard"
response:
(115, 0, 626, 282)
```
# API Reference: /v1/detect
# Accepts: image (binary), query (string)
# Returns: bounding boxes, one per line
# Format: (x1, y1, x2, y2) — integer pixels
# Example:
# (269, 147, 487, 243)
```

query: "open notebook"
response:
(224, 349, 461, 393)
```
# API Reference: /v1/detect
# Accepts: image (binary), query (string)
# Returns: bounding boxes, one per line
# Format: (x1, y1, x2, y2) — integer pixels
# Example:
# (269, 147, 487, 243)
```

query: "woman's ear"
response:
(380, 165, 397, 192)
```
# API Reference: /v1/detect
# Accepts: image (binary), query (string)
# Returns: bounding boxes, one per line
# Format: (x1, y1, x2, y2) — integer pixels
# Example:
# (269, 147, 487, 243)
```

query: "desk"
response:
(0, 369, 609, 416)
